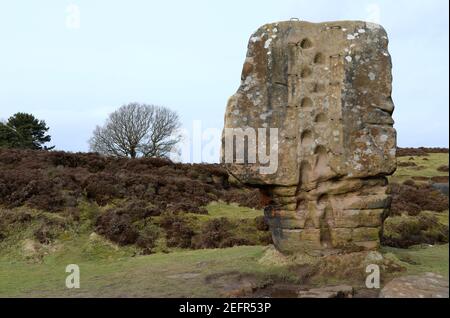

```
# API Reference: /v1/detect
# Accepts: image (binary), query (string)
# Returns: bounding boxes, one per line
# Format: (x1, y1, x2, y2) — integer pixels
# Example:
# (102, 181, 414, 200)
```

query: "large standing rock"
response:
(221, 20, 397, 255)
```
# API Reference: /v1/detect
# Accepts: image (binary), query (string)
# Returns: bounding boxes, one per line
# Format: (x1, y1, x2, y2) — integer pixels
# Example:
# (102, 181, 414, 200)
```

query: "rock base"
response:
(265, 177, 390, 254)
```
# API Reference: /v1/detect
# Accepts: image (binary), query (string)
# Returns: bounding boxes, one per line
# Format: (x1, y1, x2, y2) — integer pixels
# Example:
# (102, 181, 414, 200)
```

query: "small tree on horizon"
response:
(89, 103, 181, 159)
(0, 112, 54, 150)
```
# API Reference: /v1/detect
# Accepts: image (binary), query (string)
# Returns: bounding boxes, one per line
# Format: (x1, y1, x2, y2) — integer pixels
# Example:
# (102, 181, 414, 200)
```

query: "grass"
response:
(382, 244, 449, 278)
(0, 202, 283, 298)
(434, 211, 449, 226)
(184, 201, 269, 248)
(202, 201, 263, 220)
(390, 153, 448, 183)
(383, 152, 449, 279)
(1, 234, 448, 297)
(0, 244, 296, 298)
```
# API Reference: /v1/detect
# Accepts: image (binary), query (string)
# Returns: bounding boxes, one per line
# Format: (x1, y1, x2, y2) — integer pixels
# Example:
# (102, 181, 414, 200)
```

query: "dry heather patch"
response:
(437, 165, 449, 173)
(396, 147, 448, 157)
(0, 149, 264, 213)
(0, 149, 271, 253)
(390, 180, 448, 216)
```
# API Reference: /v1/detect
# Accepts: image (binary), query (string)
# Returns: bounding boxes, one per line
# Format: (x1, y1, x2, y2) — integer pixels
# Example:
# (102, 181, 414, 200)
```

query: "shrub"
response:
(390, 180, 449, 216)
(192, 218, 233, 249)
(34, 225, 57, 244)
(431, 176, 449, 183)
(219, 237, 252, 248)
(398, 162, 417, 167)
(221, 189, 264, 209)
(396, 147, 448, 157)
(136, 225, 160, 254)
(84, 174, 124, 205)
(0, 149, 272, 252)
(159, 213, 195, 248)
(95, 200, 160, 246)
(95, 212, 139, 246)
(437, 165, 449, 173)
(382, 212, 449, 248)
(32, 214, 68, 244)
(0, 149, 264, 213)
(254, 216, 270, 231)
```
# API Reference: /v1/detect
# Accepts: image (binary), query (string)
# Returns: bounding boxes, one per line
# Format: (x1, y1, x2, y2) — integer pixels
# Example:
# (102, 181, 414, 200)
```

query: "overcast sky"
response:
(0, 0, 448, 162)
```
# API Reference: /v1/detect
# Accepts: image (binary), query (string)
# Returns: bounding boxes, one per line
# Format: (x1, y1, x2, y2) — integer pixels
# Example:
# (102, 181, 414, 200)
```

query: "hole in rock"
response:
(319, 206, 333, 248)
(300, 67, 313, 78)
(314, 145, 328, 172)
(314, 53, 325, 64)
(312, 83, 326, 93)
(301, 130, 314, 147)
(300, 161, 312, 188)
(300, 38, 313, 49)
(300, 97, 314, 108)
(317, 193, 329, 206)
(315, 113, 327, 123)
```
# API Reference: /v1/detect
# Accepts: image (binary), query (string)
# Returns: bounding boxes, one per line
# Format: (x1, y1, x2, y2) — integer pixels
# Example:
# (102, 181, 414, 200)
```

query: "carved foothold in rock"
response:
(221, 21, 397, 255)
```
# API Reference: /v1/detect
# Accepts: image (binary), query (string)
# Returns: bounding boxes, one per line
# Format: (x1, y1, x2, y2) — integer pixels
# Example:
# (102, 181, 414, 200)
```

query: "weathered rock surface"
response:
(222, 20, 397, 254)
(380, 273, 449, 298)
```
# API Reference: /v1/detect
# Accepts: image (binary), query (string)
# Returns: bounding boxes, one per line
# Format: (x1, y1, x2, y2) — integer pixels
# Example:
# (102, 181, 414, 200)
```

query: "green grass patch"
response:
(0, 245, 296, 298)
(194, 201, 263, 220)
(390, 153, 449, 183)
(382, 244, 449, 278)
(433, 210, 449, 226)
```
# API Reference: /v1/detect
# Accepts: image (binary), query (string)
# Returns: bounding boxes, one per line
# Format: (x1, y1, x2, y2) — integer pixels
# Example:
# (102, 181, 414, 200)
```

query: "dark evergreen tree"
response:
(0, 113, 54, 150)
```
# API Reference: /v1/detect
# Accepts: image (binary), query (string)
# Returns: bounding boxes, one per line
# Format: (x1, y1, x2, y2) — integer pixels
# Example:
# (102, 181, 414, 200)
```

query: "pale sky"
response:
(0, 0, 448, 162)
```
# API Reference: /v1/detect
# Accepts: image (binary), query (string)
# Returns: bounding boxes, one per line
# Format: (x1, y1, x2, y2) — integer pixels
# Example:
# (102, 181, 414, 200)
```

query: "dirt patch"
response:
(205, 272, 261, 297)
(251, 284, 301, 298)
(167, 273, 201, 279)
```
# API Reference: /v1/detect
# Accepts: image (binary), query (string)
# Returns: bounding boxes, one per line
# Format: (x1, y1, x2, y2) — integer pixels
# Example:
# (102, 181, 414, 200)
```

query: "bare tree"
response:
(89, 103, 181, 158)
